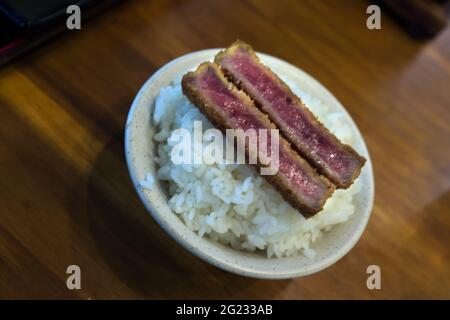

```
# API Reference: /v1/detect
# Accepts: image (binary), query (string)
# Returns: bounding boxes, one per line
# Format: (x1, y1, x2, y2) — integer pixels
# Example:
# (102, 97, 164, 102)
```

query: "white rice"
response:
(148, 77, 361, 258)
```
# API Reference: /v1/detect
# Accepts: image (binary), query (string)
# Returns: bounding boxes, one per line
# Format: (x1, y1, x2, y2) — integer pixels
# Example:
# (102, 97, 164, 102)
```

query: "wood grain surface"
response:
(0, 0, 449, 299)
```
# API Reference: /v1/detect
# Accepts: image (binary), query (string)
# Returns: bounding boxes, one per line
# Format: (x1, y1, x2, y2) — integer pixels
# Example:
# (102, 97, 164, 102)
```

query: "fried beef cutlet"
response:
(215, 41, 366, 188)
(182, 62, 334, 216)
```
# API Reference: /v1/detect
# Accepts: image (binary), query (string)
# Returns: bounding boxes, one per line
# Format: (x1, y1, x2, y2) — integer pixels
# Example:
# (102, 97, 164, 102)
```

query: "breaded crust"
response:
(215, 40, 366, 189)
(182, 62, 334, 216)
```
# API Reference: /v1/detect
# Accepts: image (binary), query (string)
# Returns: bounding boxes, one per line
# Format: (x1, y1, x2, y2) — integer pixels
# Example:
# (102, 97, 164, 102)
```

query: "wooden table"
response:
(0, 0, 449, 299)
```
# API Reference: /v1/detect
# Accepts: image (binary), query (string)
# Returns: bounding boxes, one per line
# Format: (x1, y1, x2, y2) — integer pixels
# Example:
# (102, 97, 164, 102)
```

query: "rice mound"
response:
(148, 77, 361, 258)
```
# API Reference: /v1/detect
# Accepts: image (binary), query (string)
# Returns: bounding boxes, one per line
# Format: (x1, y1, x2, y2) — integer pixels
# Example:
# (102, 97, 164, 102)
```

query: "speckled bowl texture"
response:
(125, 49, 374, 279)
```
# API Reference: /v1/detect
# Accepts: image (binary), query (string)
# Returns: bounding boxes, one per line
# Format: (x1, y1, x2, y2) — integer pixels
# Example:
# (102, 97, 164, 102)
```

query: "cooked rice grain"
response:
(147, 78, 361, 258)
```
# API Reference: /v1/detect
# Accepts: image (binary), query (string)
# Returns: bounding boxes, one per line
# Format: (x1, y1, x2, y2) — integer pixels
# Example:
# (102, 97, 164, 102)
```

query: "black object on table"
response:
(0, 0, 120, 66)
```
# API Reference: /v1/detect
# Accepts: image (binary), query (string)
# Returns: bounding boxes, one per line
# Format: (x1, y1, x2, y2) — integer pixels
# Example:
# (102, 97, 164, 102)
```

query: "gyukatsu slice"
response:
(215, 41, 366, 188)
(182, 62, 334, 216)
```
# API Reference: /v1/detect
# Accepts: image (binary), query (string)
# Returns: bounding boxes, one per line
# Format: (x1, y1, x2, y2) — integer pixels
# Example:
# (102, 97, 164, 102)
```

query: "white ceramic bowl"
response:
(125, 49, 374, 279)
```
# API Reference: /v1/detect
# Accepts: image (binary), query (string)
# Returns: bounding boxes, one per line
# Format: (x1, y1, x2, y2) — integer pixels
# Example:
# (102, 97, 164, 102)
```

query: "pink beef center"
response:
(198, 69, 321, 199)
(227, 51, 352, 176)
